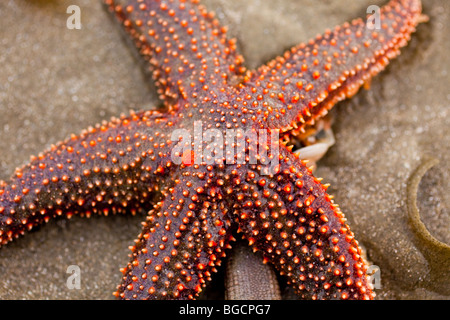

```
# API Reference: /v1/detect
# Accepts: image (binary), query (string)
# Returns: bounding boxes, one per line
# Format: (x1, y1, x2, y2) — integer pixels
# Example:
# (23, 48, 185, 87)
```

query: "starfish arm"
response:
(238, 0, 423, 131)
(0, 110, 173, 246)
(234, 148, 374, 300)
(225, 242, 281, 300)
(104, 0, 245, 109)
(115, 170, 235, 299)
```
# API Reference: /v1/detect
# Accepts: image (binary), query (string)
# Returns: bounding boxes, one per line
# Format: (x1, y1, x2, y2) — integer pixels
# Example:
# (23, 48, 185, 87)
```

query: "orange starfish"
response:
(0, 0, 423, 299)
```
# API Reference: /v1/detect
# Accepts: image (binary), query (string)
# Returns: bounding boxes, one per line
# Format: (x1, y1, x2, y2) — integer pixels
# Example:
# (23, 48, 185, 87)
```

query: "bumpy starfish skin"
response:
(0, 0, 423, 300)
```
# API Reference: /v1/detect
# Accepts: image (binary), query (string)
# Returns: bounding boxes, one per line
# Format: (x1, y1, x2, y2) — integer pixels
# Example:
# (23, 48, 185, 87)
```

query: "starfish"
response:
(0, 0, 423, 300)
